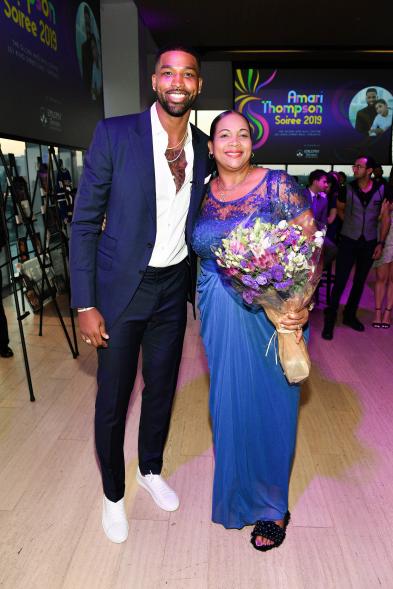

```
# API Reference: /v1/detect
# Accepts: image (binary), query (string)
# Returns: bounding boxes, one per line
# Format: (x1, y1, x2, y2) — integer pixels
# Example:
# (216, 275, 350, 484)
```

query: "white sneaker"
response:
(102, 496, 129, 543)
(136, 468, 179, 512)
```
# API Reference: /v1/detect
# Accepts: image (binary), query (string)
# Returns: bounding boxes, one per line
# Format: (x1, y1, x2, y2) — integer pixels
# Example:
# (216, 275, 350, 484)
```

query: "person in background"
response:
(303, 170, 328, 229)
(303, 170, 337, 266)
(322, 155, 391, 340)
(0, 222, 13, 358)
(325, 171, 340, 249)
(337, 171, 347, 189)
(372, 197, 393, 328)
(56, 159, 72, 190)
(373, 164, 387, 187)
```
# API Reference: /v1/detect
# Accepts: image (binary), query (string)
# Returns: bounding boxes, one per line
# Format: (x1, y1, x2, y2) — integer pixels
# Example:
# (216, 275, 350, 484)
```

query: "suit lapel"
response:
(126, 114, 207, 239)
(127, 110, 156, 222)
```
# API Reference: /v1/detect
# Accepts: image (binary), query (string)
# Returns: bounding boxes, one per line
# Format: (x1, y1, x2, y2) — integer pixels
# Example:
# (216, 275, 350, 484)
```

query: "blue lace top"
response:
(192, 169, 310, 260)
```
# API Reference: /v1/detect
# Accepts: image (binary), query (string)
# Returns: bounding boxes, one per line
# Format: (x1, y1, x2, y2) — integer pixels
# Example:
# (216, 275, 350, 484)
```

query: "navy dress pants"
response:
(95, 259, 189, 502)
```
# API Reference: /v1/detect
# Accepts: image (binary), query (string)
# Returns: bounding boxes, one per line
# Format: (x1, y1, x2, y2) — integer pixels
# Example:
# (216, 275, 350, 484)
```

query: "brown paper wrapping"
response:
(264, 305, 311, 384)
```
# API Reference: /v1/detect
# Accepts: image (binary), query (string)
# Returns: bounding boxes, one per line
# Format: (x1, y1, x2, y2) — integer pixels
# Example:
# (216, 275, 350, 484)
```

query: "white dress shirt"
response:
(148, 103, 194, 267)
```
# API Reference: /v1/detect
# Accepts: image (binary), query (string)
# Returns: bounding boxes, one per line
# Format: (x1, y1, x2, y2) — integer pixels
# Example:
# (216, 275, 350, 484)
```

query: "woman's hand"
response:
(280, 308, 309, 343)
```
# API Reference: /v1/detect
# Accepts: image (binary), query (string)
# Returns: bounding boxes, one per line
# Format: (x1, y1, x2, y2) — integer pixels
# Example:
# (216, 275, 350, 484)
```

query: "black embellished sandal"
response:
(250, 511, 290, 552)
(372, 308, 382, 328)
(381, 307, 392, 329)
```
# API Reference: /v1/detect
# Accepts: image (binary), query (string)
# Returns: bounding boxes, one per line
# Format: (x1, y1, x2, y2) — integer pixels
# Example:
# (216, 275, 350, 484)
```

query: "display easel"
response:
(35, 147, 78, 348)
(0, 147, 79, 401)
(0, 154, 34, 401)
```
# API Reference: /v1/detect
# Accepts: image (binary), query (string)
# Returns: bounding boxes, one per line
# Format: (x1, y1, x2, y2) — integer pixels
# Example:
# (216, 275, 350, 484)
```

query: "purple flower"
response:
(300, 244, 309, 254)
(284, 235, 298, 246)
(241, 275, 259, 289)
(271, 264, 285, 281)
(256, 273, 268, 286)
(275, 279, 294, 290)
(243, 290, 258, 304)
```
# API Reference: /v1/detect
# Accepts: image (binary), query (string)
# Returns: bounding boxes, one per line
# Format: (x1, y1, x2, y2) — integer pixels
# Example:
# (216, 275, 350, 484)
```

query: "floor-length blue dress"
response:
(192, 170, 310, 529)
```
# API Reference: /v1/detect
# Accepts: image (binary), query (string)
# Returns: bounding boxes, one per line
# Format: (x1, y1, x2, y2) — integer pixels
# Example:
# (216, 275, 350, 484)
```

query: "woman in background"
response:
(372, 199, 393, 328)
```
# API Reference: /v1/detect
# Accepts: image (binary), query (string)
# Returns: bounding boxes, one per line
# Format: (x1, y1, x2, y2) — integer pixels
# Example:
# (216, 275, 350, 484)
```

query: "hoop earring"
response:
(208, 152, 214, 160)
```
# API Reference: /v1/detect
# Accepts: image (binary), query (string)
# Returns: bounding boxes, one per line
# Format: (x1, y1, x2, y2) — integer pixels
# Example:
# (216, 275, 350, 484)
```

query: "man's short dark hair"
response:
(155, 45, 201, 72)
(308, 169, 327, 185)
(356, 155, 377, 170)
(366, 88, 377, 95)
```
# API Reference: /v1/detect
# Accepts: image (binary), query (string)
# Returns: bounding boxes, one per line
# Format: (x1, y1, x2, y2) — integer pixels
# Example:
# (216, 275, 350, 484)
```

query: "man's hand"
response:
(78, 308, 109, 348)
(372, 243, 384, 261)
(280, 307, 309, 344)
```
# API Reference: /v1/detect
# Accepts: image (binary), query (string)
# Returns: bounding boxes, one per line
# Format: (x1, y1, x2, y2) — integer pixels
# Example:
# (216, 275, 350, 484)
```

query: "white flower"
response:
(293, 254, 306, 267)
(314, 231, 325, 248)
(249, 243, 265, 258)
(277, 220, 288, 230)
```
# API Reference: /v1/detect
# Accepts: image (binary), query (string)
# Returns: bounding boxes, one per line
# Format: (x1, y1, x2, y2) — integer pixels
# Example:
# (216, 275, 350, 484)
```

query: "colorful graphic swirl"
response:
(235, 69, 277, 150)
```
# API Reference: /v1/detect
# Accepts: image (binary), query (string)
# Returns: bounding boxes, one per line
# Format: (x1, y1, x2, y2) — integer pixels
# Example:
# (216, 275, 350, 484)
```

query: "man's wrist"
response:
(77, 307, 95, 312)
(377, 241, 385, 247)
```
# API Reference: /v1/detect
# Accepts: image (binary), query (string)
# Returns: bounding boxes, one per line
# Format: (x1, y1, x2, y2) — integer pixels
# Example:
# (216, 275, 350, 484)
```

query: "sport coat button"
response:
(147, 242, 153, 248)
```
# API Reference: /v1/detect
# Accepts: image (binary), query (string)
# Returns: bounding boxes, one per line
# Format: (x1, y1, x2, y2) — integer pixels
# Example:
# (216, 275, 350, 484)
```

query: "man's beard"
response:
(156, 91, 196, 117)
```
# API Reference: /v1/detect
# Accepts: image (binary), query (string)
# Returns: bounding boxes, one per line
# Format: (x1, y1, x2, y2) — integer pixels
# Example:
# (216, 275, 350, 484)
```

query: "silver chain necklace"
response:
(165, 132, 188, 164)
(216, 167, 253, 198)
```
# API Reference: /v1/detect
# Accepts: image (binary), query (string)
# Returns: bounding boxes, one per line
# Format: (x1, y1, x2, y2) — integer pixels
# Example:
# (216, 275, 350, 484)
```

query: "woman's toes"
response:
(255, 536, 273, 547)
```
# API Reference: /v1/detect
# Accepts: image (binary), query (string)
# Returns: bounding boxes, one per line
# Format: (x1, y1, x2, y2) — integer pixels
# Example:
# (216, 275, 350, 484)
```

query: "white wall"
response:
(101, 0, 140, 117)
(100, 2, 233, 117)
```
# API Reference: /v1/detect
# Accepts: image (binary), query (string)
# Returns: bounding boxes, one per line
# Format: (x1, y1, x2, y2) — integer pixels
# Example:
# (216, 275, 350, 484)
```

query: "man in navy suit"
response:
(70, 46, 209, 543)
(303, 169, 337, 267)
(302, 169, 328, 229)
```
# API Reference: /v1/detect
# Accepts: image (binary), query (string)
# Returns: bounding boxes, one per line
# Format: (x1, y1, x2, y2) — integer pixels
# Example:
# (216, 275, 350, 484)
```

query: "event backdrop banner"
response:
(234, 68, 393, 164)
(0, 0, 103, 149)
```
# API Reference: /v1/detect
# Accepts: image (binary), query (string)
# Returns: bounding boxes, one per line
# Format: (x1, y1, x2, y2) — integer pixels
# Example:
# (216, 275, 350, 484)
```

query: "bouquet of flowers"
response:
(213, 217, 325, 384)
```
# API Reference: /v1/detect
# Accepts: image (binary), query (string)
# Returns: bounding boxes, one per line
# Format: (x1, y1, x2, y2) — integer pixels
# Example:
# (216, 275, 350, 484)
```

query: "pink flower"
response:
(249, 243, 265, 258)
(230, 240, 247, 255)
(226, 268, 239, 276)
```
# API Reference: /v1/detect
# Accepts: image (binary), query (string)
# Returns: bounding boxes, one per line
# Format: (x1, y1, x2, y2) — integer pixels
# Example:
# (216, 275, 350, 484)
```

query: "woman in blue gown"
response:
(192, 111, 313, 551)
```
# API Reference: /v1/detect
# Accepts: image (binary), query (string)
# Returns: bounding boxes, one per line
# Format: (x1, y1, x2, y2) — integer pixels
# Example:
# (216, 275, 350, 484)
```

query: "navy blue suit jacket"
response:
(70, 109, 210, 328)
(302, 187, 328, 229)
